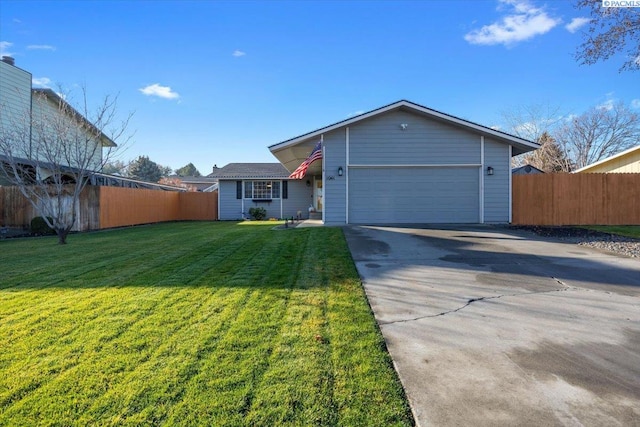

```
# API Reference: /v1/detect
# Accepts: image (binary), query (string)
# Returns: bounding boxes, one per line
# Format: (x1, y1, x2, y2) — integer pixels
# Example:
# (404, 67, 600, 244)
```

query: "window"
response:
(244, 180, 280, 199)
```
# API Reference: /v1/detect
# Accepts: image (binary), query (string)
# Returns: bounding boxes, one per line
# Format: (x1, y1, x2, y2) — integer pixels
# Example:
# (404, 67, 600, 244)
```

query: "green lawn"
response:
(584, 225, 640, 239)
(0, 222, 413, 426)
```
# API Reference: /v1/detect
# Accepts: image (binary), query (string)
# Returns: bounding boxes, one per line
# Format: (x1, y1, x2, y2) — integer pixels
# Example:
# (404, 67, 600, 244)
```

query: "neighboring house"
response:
(217, 100, 538, 224)
(512, 165, 545, 175)
(0, 57, 30, 140)
(573, 145, 640, 174)
(0, 56, 115, 180)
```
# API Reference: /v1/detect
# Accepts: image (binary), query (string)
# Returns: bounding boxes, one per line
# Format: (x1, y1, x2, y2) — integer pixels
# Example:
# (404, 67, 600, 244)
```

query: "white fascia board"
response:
(573, 144, 640, 173)
(269, 100, 539, 154)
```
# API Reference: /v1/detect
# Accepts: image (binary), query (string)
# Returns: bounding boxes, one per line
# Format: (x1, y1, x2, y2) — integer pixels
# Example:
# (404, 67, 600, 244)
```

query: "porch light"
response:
(306, 180, 311, 187)
(338, 167, 344, 177)
(487, 166, 494, 176)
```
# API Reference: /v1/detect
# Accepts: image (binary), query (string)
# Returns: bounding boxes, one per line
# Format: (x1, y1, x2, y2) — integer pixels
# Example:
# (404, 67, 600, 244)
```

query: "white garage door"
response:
(348, 167, 479, 224)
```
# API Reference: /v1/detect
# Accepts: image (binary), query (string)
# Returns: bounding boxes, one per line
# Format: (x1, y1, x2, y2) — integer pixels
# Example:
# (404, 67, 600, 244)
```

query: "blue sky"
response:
(1, 0, 638, 176)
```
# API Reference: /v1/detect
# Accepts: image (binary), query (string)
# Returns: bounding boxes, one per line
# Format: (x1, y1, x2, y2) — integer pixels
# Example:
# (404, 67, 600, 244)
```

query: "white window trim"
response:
(243, 180, 281, 200)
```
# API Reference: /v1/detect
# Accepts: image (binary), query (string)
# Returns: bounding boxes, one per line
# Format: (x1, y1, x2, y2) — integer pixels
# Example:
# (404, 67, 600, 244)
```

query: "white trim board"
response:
(270, 100, 539, 154)
(348, 164, 482, 168)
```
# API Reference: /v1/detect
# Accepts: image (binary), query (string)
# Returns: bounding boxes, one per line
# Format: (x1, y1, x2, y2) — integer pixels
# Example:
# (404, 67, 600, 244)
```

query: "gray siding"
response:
(349, 110, 481, 165)
(219, 179, 311, 220)
(484, 139, 510, 223)
(349, 167, 479, 224)
(0, 61, 32, 143)
(344, 109, 487, 224)
(322, 130, 347, 224)
(219, 180, 243, 220)
(282, 179, 313, 219)
(31, 94, 104, 169)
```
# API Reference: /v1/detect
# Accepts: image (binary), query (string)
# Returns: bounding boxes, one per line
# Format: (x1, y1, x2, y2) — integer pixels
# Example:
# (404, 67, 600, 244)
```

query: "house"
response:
(216, 100, 538, 224)
(512, 164, 545, 175)
(0, 56, 115, 182)
(573, 145, 640, 174)
(1, 57, 175, 191)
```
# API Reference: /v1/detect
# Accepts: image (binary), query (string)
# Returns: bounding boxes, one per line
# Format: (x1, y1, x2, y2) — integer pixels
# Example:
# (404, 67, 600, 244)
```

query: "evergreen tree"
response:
(175, 163, 201, 177)
(128, 156, 164, 182)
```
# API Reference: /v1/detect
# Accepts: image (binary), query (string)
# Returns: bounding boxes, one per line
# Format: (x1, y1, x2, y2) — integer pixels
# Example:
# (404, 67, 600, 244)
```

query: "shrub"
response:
(248, 207, 267, 220)
(30, 216, 55, 235)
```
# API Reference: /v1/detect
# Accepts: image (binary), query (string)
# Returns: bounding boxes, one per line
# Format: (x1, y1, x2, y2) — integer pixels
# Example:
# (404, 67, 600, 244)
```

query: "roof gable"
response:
(269, 100, 539, 156)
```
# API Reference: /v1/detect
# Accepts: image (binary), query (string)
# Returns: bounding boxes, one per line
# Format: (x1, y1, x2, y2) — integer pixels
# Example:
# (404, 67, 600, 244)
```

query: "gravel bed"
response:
(511, 226, 640, 258)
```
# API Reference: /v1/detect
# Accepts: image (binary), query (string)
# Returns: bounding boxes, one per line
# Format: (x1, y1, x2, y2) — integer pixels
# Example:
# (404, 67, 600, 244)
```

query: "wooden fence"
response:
(512, 173, 640, 225)
(0, 185, 218, 231)
(0, 186, 33, 228)
(99, 186, 217, 229)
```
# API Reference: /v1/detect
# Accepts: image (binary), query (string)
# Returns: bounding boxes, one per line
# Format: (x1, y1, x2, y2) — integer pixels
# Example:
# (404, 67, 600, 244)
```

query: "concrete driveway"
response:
(343, 225, 640, 427)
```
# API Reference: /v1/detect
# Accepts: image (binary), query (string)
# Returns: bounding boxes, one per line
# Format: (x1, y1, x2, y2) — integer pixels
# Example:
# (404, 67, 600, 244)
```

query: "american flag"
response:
(288, 140, 322, 179)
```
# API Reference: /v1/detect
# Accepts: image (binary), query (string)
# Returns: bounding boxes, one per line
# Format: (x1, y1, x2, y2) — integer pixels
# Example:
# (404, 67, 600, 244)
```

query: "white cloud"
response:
(631, 99, 640, 109)
(27, 44, 56, 51)
(565, 17, 590, 33)
(596, 92, 616, 111)
(347, 110, 365, 117)
(464, 0, 561, 46)
(32, 77, 52, 88)
(232, 50, 246, 57)
(0, 41, 14, 57)
(139, 83, 180, 100)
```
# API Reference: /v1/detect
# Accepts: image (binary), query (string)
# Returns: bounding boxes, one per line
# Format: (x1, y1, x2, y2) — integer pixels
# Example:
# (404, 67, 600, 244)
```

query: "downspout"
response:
(509, 145, 513, 223)
(345, 127, 349, 224)
(321, 135, 325, 224)
(280, 179, 283, 220)
(480, 136, 484, 224)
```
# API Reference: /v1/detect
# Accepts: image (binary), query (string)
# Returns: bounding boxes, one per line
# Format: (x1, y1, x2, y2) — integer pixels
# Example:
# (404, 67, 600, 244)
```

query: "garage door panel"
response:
(349, 167, 479, 224)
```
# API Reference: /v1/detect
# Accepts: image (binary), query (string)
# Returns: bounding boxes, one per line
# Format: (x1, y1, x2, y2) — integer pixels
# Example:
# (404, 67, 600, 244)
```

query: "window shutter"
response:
(282, 181, 288, 199)
(236, 181, 242, 199)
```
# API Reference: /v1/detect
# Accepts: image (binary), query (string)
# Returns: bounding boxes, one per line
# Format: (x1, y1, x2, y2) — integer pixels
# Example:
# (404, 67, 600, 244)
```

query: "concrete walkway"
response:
(343, 225, 640, 427)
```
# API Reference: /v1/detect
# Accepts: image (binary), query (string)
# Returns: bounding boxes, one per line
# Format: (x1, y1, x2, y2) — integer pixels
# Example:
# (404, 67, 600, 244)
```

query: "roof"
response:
(32, 88, 117, 148)
(167, 175, 218, 190)
(573, 145, 640, 173)
(269, 100, 539, 160)
(208, 163, 290, 179)
(90, 173, 186, 191)
(177, 176, 218, 184)
(512, 165, 545, 174)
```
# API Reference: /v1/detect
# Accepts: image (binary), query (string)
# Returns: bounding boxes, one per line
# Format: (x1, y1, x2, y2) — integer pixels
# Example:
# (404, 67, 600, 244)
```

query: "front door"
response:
(314, 177, 323, 212)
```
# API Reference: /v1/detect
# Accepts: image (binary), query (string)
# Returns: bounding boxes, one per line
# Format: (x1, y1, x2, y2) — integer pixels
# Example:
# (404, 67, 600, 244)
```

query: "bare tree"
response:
(575, 0, 640, 72)
(501, 103, 570, 170)
(556, 102, 640, 170)
(0, 88, 132, 244)
(502, 103, 564, 143)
